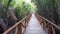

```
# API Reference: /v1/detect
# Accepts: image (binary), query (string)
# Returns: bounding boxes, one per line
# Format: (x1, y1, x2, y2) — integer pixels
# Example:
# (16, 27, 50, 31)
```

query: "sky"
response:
(25, 0, 31, 3)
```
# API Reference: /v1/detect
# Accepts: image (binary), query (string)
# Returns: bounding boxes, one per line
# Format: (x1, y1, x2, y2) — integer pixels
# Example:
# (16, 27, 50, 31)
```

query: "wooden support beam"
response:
(48, 23, 52, 34)
(17, 23, 22, 34)
(15, 27, 18, 34)
(52, 26, 56, 34)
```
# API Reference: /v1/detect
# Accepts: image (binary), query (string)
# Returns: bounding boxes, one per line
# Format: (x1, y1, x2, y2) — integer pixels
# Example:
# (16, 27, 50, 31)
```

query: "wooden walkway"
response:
(24, 14, 46, 34)
(3, 13, 60, 34)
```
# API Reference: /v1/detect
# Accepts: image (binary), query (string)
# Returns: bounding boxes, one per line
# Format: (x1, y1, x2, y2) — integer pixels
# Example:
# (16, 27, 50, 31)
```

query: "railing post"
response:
(48, 23, 52, 34)
(15, 27, 18, 34)
(42, 20, 46, 29)
(17, 23, 22, 34)
(52, 26, 56, 34)
(25, 18, 27, 28)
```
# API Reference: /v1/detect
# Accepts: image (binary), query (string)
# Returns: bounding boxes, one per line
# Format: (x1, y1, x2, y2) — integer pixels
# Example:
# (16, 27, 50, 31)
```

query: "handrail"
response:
(3, 14, 32, 34)
(40, 16, 60, 29)
(3, 13, 60, 34)
(35, 14, 60, 34)
(35, 14, 60, 30)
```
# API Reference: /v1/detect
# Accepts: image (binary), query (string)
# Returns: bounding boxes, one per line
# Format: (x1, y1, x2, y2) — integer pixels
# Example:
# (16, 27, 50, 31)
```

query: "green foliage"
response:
(2, 0, 9, 7)
(13, 1, 31, 20)
(0, 0, 36, 20)
(9, 0, 36, 20)
(0, 0, 2, 2)
(32, 0, 60, 24)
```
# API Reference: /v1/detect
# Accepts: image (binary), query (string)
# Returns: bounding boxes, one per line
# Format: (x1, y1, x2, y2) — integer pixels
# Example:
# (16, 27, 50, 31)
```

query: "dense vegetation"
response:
(32, 0, 60, 25)
(0, 0, 36, 33)
(32, 0, 60, 34)
(0, 0, 60, 34)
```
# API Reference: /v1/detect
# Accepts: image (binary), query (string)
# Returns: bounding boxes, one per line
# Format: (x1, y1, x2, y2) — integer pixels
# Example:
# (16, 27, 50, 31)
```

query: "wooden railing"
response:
(3, 14, 32, 34)
(3, 13, 60, 34)
(35, 14, 60, 34)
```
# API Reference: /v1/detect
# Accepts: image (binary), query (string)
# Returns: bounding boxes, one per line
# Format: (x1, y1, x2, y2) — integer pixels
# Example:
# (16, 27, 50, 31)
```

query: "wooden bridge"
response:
(3, 13, 60, 34)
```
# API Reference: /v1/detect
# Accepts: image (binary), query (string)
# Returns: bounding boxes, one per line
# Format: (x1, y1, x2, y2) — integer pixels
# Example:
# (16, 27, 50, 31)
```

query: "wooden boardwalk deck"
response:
(24, 14, 46, 34)
(3, 14, 59, 34)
